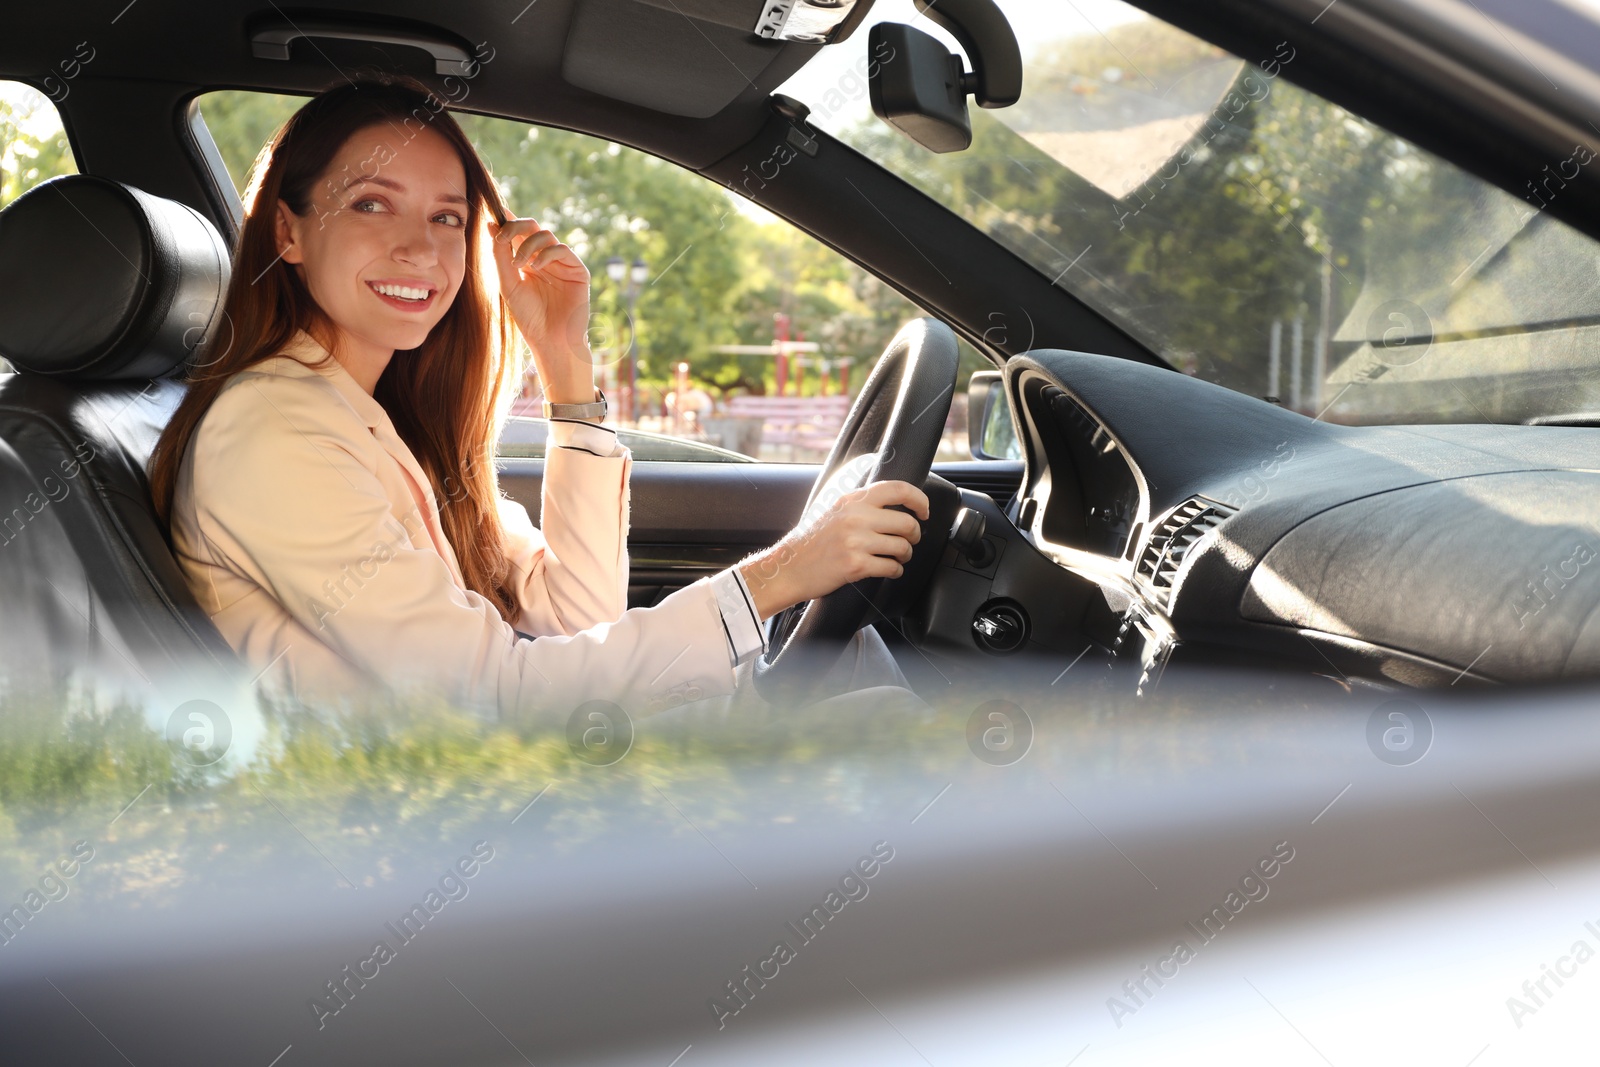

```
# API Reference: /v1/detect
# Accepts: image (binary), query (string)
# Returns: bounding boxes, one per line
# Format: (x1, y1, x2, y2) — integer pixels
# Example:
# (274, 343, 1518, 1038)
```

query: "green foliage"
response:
(458, 116, 753, 394)
(834, 55, 1334, 391)
(194, 89, 302, 195)
(0, 659, 1345, 909)
(0, 86, 77, 210)
(825, 16, 1546, 412)
(0, 682, 172, 832)
(0, 678, 950, 899)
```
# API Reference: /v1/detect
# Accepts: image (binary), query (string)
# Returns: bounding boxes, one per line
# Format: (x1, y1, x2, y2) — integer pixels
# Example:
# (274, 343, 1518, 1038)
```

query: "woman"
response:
(149, 75, 928, 721)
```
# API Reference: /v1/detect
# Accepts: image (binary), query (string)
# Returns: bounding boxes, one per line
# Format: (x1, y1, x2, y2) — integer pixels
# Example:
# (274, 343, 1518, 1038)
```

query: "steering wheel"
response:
(751, 317, 959, 705)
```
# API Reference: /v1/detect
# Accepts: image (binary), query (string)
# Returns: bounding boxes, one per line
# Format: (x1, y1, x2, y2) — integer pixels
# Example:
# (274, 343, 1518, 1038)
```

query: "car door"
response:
(499, 456, 1024, 610)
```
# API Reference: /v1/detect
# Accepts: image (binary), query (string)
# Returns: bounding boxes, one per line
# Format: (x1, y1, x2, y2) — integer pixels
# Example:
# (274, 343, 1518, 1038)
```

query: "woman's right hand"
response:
(739, 480, 931, 621)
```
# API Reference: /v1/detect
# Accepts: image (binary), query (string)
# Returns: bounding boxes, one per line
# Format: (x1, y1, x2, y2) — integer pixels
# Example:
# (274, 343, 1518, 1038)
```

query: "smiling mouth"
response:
(366, 281, 437, 310)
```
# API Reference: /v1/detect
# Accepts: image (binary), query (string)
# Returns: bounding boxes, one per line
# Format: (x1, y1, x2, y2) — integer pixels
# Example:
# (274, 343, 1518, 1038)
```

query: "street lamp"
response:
(604, 255, 648, 423)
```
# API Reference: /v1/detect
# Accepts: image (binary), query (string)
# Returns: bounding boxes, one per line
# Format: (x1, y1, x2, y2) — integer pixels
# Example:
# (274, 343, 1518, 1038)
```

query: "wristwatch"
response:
(543, 388, 608, 421)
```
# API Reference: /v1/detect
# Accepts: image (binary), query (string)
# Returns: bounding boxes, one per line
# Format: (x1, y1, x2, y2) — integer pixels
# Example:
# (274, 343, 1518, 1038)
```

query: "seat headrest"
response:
(0, 175, 230, 380)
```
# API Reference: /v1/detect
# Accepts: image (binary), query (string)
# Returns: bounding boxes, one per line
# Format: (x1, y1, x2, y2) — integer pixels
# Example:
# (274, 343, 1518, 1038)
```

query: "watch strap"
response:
(543, 388, 607, 421)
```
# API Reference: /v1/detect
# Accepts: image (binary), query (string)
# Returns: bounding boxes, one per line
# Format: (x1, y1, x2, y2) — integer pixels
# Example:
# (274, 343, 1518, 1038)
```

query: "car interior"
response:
(0, 0, 1070, 704)
(7, 0, 1600, 1061)
(6, 0, 1600, 707)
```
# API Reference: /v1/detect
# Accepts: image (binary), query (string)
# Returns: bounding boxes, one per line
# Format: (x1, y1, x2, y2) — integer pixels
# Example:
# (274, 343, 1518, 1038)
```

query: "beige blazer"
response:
(169, 329, 736, 722)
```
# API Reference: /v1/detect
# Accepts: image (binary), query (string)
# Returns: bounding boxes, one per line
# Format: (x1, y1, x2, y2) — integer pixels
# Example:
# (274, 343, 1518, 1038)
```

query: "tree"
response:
(822, 18, 1533, 407)
(457, 117, 750, 394)
(194, 90, 301, 194)
(0, 85, 77, 210)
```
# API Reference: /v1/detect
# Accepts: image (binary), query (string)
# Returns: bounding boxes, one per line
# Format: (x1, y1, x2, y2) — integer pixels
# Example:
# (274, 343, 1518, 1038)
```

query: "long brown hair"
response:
(150, 74, 525, 623)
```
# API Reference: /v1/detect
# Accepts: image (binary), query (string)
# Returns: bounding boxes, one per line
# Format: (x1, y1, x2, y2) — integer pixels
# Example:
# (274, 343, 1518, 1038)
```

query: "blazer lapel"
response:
(371, 422, 466, 588)
(271, 331, 468, 589)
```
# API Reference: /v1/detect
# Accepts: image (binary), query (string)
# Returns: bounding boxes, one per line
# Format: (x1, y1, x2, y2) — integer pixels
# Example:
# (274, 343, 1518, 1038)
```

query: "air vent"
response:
(1135, 498, 1236, 608)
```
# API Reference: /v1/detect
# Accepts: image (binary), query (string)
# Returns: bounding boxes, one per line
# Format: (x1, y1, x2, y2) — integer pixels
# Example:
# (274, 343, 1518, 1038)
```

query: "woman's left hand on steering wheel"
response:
(489, 217, 595, 405)
(741, 480, 932, 620)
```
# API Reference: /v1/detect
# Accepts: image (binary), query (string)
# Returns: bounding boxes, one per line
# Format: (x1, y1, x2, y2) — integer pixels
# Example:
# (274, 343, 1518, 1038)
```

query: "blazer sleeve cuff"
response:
(549, 419, 623, 458)
(708, 567, 767, 667)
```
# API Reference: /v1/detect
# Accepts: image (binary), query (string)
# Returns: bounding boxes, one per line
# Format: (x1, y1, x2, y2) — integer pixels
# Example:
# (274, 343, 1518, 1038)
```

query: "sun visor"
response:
(562, 0, 873, 117)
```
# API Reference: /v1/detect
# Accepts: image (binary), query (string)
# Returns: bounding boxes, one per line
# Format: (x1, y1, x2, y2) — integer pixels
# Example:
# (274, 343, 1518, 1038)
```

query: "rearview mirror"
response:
(868, 22, 972, 153)
(968, 370, 1020, 459)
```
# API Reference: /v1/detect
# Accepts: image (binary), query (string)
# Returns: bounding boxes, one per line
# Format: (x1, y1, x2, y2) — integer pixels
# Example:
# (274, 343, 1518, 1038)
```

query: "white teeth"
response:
(372, 283, 429, 301)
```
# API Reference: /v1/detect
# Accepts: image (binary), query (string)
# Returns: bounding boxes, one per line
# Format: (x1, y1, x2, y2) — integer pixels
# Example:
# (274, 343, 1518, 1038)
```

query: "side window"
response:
(1, 81, 77, 212)
(195, 92, 992, 463)
(193, 90, 301, 195)
(1, 82, 78, 373)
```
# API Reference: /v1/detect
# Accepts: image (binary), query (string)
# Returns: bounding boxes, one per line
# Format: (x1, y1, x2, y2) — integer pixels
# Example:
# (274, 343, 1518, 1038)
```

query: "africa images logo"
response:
(164, 699, 232, 767)
(1366, 699, 1432, 767)
(308, 841, 496, 1030)
(707, 841, 896, 1029)
(1106, 841, 1296, 1028)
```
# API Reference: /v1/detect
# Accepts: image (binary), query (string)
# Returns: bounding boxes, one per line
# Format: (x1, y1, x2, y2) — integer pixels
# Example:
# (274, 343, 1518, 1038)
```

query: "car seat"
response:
(0, 174, 241, 703)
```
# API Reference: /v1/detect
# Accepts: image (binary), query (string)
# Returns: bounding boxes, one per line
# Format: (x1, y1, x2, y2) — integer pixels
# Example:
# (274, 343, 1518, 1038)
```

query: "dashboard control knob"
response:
(972, 601, 1028, 654)
(1017, 497, 1038, 530)
(950, 506, 985, 549)
(949, 507, 994, 567)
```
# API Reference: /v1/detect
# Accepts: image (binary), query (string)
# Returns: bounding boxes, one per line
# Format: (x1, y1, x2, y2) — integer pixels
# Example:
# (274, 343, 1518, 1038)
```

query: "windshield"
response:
(780, 0, 1600, 425)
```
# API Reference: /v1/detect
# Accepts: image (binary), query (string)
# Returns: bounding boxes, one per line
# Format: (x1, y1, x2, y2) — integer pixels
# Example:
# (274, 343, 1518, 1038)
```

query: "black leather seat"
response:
(0, 175, 241, 700)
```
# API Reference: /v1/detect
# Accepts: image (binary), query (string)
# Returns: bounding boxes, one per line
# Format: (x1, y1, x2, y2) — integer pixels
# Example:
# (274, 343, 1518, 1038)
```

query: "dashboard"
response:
(913, 349, 1600, 689)
(1018, 384, 1145, 562)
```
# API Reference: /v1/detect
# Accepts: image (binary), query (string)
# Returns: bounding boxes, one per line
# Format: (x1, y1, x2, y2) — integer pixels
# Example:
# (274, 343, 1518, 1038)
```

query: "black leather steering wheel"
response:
(751, 317, 960, 705)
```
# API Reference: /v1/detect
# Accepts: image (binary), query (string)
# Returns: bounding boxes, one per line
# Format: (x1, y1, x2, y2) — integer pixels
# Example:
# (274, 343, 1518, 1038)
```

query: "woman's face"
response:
(275, 122, 470, 360)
